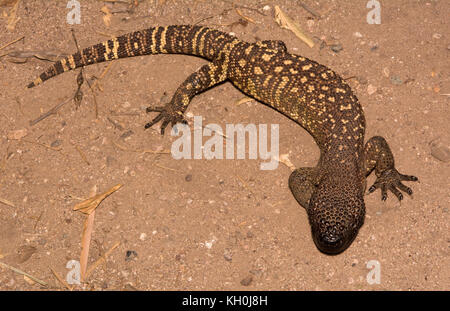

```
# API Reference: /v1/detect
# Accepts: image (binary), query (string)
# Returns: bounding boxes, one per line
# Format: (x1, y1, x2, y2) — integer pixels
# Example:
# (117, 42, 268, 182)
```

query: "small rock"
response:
(125, 250, 138, 261)
(330, 43, 343, 53)
(139, 233, 147, 241)
(185, 174, 192, 182)
(430, 141, 450, 162)
(106, 156, 117, 167)
(382, 67, 390, 78)
(51, 140, 62, 148)
(390, 75, 403, 85)
(223, 249, 232, 262)
(367, 84, 377, 95)
(432, 33, 442, 39)
(240, 275, 253, 286)
(356, 76, 368, 85)
(354, 32, 363, 38)
(263, 5, 271, 11)
(120, 130, 134, 139)
(7, 129, 27, 140)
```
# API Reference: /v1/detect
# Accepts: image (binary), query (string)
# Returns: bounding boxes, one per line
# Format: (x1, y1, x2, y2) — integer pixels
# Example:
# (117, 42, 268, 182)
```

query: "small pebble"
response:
(185, 174, 192, 182)
(390, 75, 403, 85)
(367, 84, 377, 95)
(125, 250, 138, 261)
(223, 249, 232, 262)
(432, 33, 442, 39)
(120, 130, 134, 139)
(51, 140, 62, 148)
(330, 44, 343, 53)
(354, 32, 363, 38)
(139, 233, 147, 241)
(240, 275, 253, 286)
(430, 141, 450, 162)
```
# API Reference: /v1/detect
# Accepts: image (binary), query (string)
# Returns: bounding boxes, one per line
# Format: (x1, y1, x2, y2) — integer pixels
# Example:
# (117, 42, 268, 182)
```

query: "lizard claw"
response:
(368, 168, 418, 201)
(145, 103, 188, 135)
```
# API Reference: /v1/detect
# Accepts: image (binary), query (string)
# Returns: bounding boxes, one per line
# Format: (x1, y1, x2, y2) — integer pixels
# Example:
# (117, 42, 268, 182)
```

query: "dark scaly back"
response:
(28, 25, 235, 88)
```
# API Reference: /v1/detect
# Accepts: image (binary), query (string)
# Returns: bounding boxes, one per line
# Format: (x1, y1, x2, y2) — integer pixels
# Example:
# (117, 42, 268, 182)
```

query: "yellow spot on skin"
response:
(328, 97, 335, 103)
(284, 60, 293, 65)
(336, 88, 346, 93)
(290, 68, 298, 74)
(263, 75, 273, 87)
(254, 66, 263, 75)
(290, 87, 298, 92)
(245, 45, 253, 55)
(318, 94, 325, 99)
(239, 59, 247, 67)
(274, 66, 283, 73)
(308, 85, 315, 92)
(310, 72, 315, 77)
(134, 42, 139, 49)
(104, 38, 120, 60)
(302, 64, 312, 70)
(321, 73, 328, 79)
(321, 86, 329, 91)
(262, 54, 273, 61)
(60, 59, 69, 72)
(338, 145, 344, 151)
(300, 76, 308, 83)
(341, 119, 349, 124)
(354, 113, 360, 120)
(68, 55, 76, 69)
(340, 103, 352, 111)
(192, 27, 205, 53)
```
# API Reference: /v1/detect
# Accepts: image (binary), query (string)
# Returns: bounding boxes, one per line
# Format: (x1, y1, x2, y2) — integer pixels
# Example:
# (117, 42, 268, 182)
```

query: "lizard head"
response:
(308, 175, 365, 255)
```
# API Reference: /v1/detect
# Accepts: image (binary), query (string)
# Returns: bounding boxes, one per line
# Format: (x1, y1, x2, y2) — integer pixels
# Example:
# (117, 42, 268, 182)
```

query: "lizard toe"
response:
(368, 168, 418, 202)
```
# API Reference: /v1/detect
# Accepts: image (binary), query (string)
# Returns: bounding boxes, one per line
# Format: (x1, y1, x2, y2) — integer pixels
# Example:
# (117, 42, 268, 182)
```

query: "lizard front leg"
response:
(145, 60, 227, 134)
(364, 136, 418, 201)
(288, 167, 320, 209)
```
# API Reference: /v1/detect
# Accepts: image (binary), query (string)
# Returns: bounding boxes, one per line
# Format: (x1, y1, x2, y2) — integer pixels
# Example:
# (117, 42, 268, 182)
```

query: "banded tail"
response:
(28, 25, 234, 88)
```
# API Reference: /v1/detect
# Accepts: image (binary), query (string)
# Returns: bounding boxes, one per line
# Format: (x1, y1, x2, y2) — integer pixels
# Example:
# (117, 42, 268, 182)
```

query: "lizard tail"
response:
(28, 25, 233, 88)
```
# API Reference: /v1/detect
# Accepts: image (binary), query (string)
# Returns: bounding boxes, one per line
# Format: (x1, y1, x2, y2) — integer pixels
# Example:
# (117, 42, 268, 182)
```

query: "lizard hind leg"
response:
(288, 167, 320, 209)
(145, 60, 228, 134)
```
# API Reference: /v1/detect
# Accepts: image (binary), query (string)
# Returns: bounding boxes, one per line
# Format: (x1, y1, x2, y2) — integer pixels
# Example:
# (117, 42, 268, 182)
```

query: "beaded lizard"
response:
(28, 25, 418, 254)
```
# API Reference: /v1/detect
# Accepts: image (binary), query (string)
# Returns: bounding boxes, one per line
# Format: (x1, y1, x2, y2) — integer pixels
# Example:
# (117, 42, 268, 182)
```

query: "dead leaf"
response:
(277, 153, 296, 171)
(73, 184, 122, 215)
(6, 0, 20, 31)
(7, 128, 27, 140)
(274, 5, 314, 48)
(15, 245, 36, 263)
(101, 5, 112, 27)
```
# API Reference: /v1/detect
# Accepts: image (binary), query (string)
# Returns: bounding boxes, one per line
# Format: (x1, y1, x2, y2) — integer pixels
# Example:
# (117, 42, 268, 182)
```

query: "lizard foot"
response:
(145, 103, 188, 135)
(368, 168, 418, 201)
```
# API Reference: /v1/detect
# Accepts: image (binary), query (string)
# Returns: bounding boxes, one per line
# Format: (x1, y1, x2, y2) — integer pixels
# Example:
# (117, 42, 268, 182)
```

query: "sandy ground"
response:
(0, 0, 448, 290)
